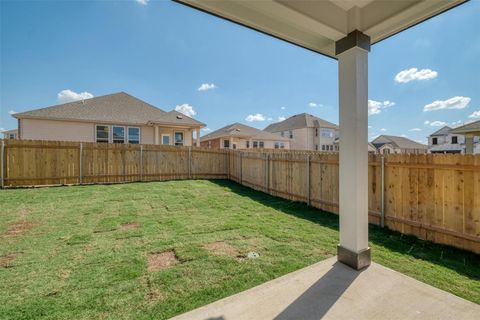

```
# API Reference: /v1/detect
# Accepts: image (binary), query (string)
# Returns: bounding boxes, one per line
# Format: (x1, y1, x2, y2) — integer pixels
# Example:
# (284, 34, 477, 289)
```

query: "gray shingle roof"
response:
(450, 120, 480, 134)
(371, 135, 427, 150)
(13, 92, 205, 127)
(264, 113, 338, 132)
(429, 126, 452, 137)
(202, 123, 290, 141)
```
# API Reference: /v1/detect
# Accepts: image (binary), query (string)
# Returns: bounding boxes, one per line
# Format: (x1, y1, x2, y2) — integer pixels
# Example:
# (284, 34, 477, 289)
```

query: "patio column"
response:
(154, 126, 159, 145)
(196, 128, 200, 147)
(465, 134, 474, 154)
(336, 30, 371, 270)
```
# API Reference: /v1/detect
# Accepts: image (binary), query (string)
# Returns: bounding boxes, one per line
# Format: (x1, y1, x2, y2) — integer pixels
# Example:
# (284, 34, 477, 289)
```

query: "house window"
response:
(280, 142, 285, 149)
(8, 133, 16, 139)
(253, 141, 258, 148)
(451, 136, 458, 144)
(383, 148, 391, 155)
(246, 141, 250, 148)
(223, 140, 230, 148)
(275, 142, 279, 149)
(96, 125, 109, 143)
(315, 128, 318, 137)
(162, 134, 170, 145)
(174, 132, 184, 146)
(289, 131, 293, 139)
(112, 126, 125, 143)
(432, 137, 438, 145)
(315, 144, 318, 151)
(259, 141, 264, 148)
(322, 145, 326, 151)
(233, 144, 237, 149)
(280, 131, 284, 137)
(128, 127, 140, 144)
(320, 128, 333, 138)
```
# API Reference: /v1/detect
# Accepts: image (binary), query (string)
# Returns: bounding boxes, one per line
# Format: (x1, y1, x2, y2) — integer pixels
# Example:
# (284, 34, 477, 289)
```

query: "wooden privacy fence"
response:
(0, 139, 228, 187)
(1, 139, 479, 253)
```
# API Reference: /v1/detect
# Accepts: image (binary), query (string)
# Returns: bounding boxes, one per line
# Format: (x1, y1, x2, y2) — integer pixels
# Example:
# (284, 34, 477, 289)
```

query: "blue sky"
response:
(1, 0, 479, 143)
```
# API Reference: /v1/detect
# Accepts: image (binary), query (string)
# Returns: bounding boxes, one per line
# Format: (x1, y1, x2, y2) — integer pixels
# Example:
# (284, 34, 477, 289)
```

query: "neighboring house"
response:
(264, 113, 338, 151)
(200, 123, 291, 150)
(428, 126, 465, 154)
(371, 135, 427, 154)
(449, 120, 480, 154)
(11, 92, 205, 146)
(333, 138, 377, 153)
(2, 129, 18, 139)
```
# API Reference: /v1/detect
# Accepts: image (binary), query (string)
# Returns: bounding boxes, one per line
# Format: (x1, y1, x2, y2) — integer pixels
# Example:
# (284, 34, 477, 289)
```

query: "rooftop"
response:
(371, 135, 427, 150)
(450, 120, 480, 134)
(202, 122, 290, 141)
(264, 113, 338, 132)
(13, 92, 205, 127)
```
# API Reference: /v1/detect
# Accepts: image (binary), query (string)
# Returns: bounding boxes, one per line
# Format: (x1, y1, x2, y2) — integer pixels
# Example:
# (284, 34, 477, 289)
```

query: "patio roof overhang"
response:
(175, 0, 466, 59)
(175, 0, 467, 270)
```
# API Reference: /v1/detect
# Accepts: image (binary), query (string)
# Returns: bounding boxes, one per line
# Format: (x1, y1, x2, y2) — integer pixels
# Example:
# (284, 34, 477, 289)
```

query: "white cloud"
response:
(267, 117, 273, 121)
(281, 107, 286, 110)
(429, 121, 447, 127)
(368, 99, 395, 115)
(197, 83, 217, 91)
(277, 116, 286, 122)
(175, 104, 196, 117)
(424, 120, 430, 125)
(394, 68, 438, 83)
(368, 125, 372, 129)
(450, 120, 462, 126)
(57, 89, 94, 103)
(8, 110, 17, 115)
(135, 0, 149, 5)
(409, 128, 422, 132)
(423, 96, 471, 112)
(309, 102, 317, 107)
(401, 134, 409, 138)
(468, 110, 480, 119)
(245, 113, 266, 122)
(0, 128, 5, 132)
(201, 127, 211, 132)
(380, 128, 387, 132)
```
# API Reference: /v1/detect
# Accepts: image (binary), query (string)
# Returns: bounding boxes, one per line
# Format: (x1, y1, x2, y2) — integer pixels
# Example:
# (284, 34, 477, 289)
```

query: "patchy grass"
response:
(0, 180, 478, 319)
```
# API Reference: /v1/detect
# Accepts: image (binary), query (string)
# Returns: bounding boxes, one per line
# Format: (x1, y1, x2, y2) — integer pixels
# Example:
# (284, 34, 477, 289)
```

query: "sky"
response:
(1, 0, 479, 144)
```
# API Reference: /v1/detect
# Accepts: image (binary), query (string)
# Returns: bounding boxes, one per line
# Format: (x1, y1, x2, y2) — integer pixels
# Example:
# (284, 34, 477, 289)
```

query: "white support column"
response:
(154, 126, 159, 145)
(196, 128, 201, 147)
(336, 30, 371, 270)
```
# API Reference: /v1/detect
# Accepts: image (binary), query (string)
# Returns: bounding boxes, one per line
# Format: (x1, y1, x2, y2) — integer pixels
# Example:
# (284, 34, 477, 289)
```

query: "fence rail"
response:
(1, 139, 479, 254)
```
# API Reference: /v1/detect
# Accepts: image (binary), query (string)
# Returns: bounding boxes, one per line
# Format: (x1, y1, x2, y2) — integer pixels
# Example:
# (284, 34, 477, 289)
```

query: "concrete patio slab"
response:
(171, 256, 480, 320)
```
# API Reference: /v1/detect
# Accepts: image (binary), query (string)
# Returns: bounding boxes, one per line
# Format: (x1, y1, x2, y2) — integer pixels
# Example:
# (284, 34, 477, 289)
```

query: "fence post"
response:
(140, 145, 143, 182)
(381, 155, 385, 228)
(188, 146, 192, 179)
(264, 153, 269, 192)
(79, 143, 83, 185)
(306, 154, 311, 206)
(1, 140, 5, 189)
(239, 151, 243, 184)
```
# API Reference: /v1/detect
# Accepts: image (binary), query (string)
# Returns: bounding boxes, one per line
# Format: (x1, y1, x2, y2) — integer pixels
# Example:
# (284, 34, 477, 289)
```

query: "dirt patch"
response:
(0, 252, 23, 268)
(204, 241, 239, 257)
(3, 221, 36, 237)
(120, 222, 139, 230)
(147, 250, 179, 272)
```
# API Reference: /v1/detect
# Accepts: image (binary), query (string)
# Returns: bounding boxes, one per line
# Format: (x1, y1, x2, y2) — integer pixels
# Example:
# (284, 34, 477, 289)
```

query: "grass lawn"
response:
(1, 180, 479, 319)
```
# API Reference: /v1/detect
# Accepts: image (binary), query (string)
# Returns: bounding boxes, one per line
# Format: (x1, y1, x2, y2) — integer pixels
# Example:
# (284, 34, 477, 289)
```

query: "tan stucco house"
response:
(11, 92, 205, 146)
(200, 123, 291, 150)
(371, 135, 427, 155)
(264, 113, 339, 151)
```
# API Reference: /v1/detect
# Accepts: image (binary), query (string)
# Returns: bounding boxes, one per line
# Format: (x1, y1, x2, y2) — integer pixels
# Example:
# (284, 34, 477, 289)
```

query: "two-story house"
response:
(263, 113, 338, 151)
(428, 126, 465, 154)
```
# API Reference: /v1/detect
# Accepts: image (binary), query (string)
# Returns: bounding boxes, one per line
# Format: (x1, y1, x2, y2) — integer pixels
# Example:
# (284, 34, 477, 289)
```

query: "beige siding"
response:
(203, 136, 290, 150)
(21, 119, 95, 142)
(141, 126, 154, 144)
(156, 128, 194, 146)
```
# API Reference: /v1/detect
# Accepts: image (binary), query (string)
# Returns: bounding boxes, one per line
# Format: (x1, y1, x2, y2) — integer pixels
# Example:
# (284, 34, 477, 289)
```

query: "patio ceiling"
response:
(175, 0, 466, 58)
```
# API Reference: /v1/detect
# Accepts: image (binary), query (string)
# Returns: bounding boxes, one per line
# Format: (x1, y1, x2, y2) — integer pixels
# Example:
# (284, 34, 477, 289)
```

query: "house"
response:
(371, 135, 427, 154)
(449, 120, 480, 154)
(333, 138, 377, 153)
(428, 126, 465, 154)
(11, 92, 205, 146)
(200, 123, 291, 150)
(264, 113, 338, 151)
(2, 129, 18, 139)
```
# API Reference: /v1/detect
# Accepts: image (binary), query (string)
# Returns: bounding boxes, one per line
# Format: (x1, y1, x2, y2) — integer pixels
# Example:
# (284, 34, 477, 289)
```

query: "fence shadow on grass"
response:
(210, 179, 480, 282)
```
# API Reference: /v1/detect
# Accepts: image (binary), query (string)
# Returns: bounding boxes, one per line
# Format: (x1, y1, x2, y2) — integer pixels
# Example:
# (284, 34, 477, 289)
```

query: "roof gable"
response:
(372, 135, 427, 150)
(264, 113, 338, 132)
(429, 126, 452, 137)
(202, 122, 290, 141)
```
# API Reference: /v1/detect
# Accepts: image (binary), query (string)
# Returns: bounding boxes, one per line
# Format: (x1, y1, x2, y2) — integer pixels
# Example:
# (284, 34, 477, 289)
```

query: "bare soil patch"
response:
(147, 250, 179, 272)
(120, 222, 139, 230)
(0, 252, 23, 268)
(3, 221, 36, 237)
(204, 241, 239, 257)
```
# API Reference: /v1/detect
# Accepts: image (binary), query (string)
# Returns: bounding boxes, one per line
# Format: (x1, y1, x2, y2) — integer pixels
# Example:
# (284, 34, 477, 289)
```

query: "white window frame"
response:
(161, 134, 171, 145)
(127, 126, 140, 144)
(95, 124, 110, 143)
(174, 131, 184, 146)
(112, 126, 126, 144)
